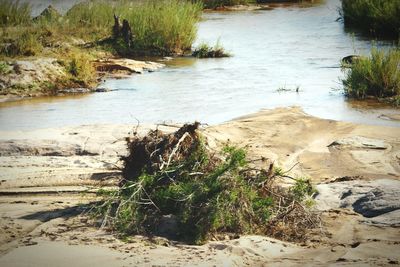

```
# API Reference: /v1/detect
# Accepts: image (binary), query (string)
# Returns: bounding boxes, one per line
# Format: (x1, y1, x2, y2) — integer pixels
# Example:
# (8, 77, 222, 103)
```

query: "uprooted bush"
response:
(93, 122, 319, 244)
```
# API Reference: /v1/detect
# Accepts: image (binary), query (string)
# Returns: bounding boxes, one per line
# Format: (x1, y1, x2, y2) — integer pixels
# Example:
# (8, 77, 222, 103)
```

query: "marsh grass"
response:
(342, 48, 400, 102)
(64, 49, 97, 86)
(93, 124, 319, 244)
(192, 41, 230, 58)
(64, 0, 202, 55)
(0, 0, 31, 26)
(203, 0, 253, 9)
(0, 0, 203, 58)
(340, 0, 400, 39)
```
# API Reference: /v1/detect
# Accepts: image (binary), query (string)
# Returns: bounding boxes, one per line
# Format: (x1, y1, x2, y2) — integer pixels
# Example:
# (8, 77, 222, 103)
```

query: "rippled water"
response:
(1, 0, 399, 130)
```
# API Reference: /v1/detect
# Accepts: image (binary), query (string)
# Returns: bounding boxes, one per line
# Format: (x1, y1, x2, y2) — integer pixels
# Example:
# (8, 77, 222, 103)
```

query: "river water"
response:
(1, 0, 399, 130)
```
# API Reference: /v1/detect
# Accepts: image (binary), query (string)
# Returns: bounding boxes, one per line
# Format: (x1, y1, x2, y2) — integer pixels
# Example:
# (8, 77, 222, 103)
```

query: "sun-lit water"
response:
(1, 0, 399, 131)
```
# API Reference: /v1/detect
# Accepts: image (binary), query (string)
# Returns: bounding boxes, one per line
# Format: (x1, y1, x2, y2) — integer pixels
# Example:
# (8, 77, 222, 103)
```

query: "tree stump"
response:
(121, 19, 134, 48)
(112, 14, 121, 40)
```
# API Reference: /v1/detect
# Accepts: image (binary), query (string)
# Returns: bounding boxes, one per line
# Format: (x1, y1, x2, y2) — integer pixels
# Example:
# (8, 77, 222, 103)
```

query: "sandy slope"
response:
(0, 107, 399, 266)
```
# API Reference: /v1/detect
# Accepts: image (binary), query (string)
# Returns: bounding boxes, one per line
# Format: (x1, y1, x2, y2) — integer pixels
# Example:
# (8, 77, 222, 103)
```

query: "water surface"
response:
(1, 0, 399, 130)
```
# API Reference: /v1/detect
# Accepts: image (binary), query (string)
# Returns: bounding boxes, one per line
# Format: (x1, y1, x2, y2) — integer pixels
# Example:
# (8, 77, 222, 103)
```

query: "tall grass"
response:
(203, 0, 253, 9)
(341, 0, 400, 39)
(66, 1, 114, 28)
(0, 0, 31, 26)
(342, 48, 400, 101)
(192, 41, 231, 58)
(63, 0, 203, 55)
(118, 0, 202, 54)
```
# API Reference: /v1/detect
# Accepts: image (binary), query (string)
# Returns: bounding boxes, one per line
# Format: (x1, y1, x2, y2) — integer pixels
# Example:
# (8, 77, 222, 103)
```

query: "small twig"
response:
(164, 132, 190, 169)
(282, 162, 299, 175)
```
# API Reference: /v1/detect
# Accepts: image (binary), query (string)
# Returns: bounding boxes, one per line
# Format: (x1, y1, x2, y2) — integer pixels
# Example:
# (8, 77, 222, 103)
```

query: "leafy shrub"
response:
(290, 178, 317, 202)
(0, 61, 10, 74)
(342, 48, 400, 101)
(66, 50, 96, 86)
(94, 123, 319, 244)
(8, 30, 43, 56)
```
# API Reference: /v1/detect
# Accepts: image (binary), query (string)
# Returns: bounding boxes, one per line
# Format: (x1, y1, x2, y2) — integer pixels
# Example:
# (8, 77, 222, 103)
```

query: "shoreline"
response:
(0, 57, 165, 103)
(0, 106, 399, 266)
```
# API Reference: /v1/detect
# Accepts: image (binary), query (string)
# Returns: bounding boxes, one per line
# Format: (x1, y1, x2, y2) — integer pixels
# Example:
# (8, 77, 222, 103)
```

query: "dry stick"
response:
(162, 132, 191, 170)
(282, 162, 300, 175)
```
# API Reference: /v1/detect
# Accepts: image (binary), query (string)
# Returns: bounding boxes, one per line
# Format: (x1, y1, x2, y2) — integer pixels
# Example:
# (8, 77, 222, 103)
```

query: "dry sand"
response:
(0, 107, 399, 266)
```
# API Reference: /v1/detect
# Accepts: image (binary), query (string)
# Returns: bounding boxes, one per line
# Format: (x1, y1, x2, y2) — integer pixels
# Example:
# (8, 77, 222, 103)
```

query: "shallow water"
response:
(1, 0, 399, 131)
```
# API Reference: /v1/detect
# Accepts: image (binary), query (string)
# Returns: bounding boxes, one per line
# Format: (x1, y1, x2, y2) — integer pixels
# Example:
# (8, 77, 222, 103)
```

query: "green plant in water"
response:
(192, 40, 231, 58)
(202, 0, 253, 9)
(342, 47, 400, 103)
(340, 0, 400, 39)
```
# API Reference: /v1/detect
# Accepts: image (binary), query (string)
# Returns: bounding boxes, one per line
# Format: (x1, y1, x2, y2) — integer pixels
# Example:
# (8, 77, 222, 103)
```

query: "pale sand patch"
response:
(0, 107, 399, 266)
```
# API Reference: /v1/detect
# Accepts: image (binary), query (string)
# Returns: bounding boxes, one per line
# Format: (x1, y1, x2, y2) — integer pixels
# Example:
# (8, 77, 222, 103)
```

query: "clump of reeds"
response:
(203, 0, 253, 9)
(342, 47, 400, 104)
(192, 41, 231, 58)
(340, 0, 400, 39)
(0, 0, 31, 26)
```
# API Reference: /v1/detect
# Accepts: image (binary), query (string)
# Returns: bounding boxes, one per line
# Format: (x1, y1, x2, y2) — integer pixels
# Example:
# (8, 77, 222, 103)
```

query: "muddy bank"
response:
(0, 107, 399, 266)
(0, 58, 164, 102)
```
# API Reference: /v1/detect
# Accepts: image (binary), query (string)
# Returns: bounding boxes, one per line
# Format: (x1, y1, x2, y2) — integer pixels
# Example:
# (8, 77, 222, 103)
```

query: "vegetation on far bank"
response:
(340, 0, 400, 39)
(0, 0, 202, 58)
(342, 47, 400, 105)
(202, 0, 320, 9)
(93, 123, 319, 244)
(203, 0, 254, 9)
(0, 0, 204, 95)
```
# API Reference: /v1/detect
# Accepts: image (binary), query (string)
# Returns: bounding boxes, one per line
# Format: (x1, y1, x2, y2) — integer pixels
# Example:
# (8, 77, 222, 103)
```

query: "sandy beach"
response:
(0, 107, 399, 266)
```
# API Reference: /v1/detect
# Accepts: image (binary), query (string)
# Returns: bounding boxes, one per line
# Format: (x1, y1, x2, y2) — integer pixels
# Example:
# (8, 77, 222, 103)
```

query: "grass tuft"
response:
(0, 61, 10, 74)
(203, 0, 252, 9)
(192, 41, 231, 58)
(342, 47, 400, 103)
(64, 49, 97, 87)
(340, 0, 400, 39)
(0, 0, 31, 26)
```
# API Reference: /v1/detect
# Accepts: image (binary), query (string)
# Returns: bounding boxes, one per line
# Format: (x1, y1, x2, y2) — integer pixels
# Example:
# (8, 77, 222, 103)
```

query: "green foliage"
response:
(7, 29, 43, 56)
(342, 47, 400, 101)
(66, 50, 96, 86)
(192, 41, 231, 58)
(0, 61, 10, 74)
(341, 0, 400, 38)
(290, 178, 317, 202)
(0, 0, 31, 26)
(65, 0, 202, 55)
(202, 0, 253, 9)
(119, 0, 202, 55)
(94, 120, 320, 244)
(95, 143, 276, 244)
(1, 0, 203, 57)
